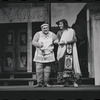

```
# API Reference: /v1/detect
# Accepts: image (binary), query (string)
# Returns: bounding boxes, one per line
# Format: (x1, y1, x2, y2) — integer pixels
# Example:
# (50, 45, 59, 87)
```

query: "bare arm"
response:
(32, 32, 43, 48)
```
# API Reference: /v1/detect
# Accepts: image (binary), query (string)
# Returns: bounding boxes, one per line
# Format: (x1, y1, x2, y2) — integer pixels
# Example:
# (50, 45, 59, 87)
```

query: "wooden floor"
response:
(0, 85, 100, 91)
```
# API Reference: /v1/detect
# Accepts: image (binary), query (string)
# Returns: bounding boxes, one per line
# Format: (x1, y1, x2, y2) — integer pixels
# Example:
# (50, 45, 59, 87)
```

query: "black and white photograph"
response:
(5, 32, 13, 46)
(4, 52, 14, 71)
(19, 52, 27, 70)
(0, 2, 100, 100)
(20, 32, 27, 46)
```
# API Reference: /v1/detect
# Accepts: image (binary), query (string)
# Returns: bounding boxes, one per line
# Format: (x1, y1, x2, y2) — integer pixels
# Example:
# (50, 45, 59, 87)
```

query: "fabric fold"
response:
(57, 28, 81, 75)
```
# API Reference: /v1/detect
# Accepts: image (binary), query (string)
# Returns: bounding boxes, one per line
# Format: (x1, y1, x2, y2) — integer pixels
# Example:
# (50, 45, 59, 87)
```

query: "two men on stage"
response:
(32, 19, 82, 87)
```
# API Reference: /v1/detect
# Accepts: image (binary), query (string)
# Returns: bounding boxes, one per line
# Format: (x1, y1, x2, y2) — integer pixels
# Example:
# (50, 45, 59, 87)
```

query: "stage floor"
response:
(0, 85, 100, 91)
(0, 85, 100, 100)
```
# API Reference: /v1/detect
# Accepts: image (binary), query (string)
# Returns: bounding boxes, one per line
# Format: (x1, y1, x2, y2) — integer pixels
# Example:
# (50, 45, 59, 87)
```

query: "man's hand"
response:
(53, 39, 59, 44)
(58, 41, 65, 45)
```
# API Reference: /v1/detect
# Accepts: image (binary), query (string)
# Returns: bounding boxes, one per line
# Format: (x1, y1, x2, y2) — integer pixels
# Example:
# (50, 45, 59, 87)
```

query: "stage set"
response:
(0, 3, 100, 100)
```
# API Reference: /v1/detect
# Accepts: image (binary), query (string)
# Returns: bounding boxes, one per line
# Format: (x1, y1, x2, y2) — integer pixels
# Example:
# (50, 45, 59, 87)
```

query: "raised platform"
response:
(0, 85, 99, 91)
(0, 72, 95, 86)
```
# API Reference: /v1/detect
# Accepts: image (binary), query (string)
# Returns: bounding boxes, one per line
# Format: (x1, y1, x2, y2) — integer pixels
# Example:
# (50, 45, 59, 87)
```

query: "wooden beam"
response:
(27, 21, 32, 72)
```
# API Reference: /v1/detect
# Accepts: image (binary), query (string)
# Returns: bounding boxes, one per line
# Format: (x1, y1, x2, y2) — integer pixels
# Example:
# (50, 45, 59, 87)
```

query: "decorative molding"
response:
(0, 6, 48, 23)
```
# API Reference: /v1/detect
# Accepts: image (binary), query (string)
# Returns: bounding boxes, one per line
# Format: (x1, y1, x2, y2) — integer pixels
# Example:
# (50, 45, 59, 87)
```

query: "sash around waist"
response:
(33, 50, 55, 63)
(37, 49, 53, 55)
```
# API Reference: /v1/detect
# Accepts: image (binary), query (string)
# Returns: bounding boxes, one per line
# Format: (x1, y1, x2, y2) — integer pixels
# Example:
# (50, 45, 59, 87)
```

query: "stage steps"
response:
(0, 72, 36, 86)
(0, 72, 95, 86)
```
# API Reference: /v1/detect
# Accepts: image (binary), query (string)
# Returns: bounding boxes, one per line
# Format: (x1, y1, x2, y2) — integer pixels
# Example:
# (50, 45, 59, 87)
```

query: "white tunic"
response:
(33, 31, 55, 63)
